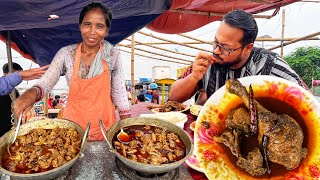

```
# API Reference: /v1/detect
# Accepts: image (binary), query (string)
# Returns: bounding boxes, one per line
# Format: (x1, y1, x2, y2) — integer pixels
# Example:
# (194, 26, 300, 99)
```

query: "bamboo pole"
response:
(124, 38, 195, 58)
(138, 31, 212, 53)
(44, 93, 48, 117)
(119, 49, 190, 65)
(168, 8, 279, 19)
(6, 31, 18, 127)
(268, 32, 320, 50)
(177, 34, 211, 45)
(119, 44, 194, 63)
(280, 9, 285, 58)
(301, 0, 320, 2)
(256, 37, 320, 41)
(120, 37, 320, 46)
(131, 34, 135, 105)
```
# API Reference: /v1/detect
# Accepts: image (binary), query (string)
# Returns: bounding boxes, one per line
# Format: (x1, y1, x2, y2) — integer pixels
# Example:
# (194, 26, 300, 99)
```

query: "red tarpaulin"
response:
(147, 0, 298, 34)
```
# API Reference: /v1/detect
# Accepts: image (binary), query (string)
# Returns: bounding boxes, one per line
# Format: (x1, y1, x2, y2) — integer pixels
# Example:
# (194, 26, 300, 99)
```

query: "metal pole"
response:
(6, 31, 18, 127)
(131, 34, 135, 105)
(280, 9, 285, 58)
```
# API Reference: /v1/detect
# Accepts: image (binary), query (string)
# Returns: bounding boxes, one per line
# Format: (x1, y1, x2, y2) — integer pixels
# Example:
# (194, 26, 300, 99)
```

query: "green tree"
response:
(284, 46, 320, 88)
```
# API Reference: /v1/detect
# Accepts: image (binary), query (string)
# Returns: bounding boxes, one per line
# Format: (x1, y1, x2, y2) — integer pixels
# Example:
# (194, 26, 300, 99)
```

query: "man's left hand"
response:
(19, 65, 49, 80)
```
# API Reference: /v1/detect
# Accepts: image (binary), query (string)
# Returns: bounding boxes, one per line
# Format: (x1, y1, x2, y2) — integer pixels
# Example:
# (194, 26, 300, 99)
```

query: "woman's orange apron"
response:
(63, 43, 116, 140)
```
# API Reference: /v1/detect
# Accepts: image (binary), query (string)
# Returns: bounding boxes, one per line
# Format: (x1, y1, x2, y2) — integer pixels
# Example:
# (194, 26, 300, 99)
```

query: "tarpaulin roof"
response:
(147, 0, 298, 34)
(0, 0, 172, 66)
(0, 0, 298, 66)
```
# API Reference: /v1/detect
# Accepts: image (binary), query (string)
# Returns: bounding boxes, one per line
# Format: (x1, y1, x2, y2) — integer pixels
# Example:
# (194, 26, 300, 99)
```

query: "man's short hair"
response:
(137, 94, 145, 102)
(2, 62, 23, 74)
(55, 95, 61, 99)
(222, 9, 258, 46)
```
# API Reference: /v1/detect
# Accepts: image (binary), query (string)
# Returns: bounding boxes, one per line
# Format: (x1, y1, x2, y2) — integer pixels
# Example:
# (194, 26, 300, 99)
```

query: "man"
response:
(0, 63, 48, 96)
(150, 83, 159, 104)
(169, 9, 306, 103)
(52, 95, 61, 109)
(0, 63, 47, 137)
(131, 94, 157, 117)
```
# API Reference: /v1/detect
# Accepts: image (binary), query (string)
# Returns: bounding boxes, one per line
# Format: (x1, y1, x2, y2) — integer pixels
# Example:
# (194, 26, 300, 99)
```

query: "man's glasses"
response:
(213, 41, 243, 56)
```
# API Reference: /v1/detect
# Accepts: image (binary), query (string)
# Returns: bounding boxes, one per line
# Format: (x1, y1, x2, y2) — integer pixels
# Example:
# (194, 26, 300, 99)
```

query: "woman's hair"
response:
(222, 9, 258, 46)
(79, 2, 112, 29)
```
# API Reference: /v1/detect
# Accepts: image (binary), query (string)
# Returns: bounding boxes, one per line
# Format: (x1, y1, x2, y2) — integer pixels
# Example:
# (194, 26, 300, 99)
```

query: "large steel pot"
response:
(100, 117, 193, 174)
(0, 119, 90, 180)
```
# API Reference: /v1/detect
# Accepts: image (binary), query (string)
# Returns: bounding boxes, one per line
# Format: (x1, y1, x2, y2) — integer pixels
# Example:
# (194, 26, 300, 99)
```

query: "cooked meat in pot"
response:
(113, 125, 186, 165)
(2, 128, 81, 174)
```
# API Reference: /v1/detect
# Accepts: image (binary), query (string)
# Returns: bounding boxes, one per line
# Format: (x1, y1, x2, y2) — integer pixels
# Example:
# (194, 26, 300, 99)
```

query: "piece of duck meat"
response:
(225, 107, 251, 135)
(215, 129, 241, 158)
(237, 147, 267, 176)
(226, 79, 308, 170)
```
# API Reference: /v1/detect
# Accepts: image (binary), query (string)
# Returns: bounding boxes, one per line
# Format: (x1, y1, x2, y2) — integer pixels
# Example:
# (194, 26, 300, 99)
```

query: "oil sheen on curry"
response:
(2, 128, 81, 174)
(112, 125, 186, 165)
(203, 79, 310, 179)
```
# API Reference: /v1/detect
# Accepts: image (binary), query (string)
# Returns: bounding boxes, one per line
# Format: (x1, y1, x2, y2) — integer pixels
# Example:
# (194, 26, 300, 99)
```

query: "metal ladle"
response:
(7, 113, 22, 156)
(117, 128, 131, 142)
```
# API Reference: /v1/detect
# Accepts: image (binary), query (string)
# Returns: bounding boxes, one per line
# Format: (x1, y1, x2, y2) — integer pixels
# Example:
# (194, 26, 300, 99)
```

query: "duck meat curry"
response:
(113, 125, 186, 165)
(2, 128, 81, 174)
(215, 79, 308, 176)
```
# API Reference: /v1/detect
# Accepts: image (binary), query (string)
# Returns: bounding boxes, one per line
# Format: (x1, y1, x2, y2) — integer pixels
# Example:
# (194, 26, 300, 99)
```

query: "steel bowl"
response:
(0, 118, 90, 180)
(100, 117, 193, 174)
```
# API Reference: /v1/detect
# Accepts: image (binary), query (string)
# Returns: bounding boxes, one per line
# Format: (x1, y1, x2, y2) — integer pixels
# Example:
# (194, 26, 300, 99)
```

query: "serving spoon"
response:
(117, 128, 131, 142)
(7, 113, 22, 156)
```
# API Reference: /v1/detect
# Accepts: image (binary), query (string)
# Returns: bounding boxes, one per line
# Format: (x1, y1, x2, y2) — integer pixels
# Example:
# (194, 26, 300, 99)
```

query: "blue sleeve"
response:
(0, 72, 22, 95)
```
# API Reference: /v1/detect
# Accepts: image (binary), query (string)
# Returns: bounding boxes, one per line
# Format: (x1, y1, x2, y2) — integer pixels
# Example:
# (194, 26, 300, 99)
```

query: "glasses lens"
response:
(213, 42, 228, 56)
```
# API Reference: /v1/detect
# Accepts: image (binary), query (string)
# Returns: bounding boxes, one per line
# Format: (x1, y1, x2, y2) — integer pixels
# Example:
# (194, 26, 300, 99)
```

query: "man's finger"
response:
(195, 58, 210, 67)
(39, 65, 49, 70)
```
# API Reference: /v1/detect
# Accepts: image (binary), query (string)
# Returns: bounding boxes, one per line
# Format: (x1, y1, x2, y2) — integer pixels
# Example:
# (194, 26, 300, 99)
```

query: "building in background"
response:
(152, 66, 170, 81)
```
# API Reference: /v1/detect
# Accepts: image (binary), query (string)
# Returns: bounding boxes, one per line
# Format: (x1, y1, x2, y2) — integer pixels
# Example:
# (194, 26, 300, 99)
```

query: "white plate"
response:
(140, 112, 187, 129)
(185, 154, 204, 173)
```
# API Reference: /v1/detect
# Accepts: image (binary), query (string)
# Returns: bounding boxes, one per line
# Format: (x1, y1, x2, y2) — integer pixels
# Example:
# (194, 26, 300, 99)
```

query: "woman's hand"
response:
(14, 88, 38, 120)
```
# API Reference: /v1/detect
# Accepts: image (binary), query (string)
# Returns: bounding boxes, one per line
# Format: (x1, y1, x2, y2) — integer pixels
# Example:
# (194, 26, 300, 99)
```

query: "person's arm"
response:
(33, 48, 67, 100)
(169, 72, 203, 102)
(169, 52, 217, 102)
(0, 65, 48, 96)
(0, 72, 22, 95)
(109, 47, 131, 120)
(14, 47, 66, 118)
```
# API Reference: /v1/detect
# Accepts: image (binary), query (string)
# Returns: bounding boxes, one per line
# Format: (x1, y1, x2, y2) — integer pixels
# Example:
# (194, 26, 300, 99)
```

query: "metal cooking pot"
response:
(0, 119, 90, 180)
(100, 117, 193, 174)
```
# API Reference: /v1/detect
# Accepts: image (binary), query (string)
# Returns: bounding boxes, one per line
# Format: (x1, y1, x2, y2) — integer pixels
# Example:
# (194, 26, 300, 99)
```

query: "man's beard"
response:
(222, 57, 242, 68)
(214, 53, 243, 68)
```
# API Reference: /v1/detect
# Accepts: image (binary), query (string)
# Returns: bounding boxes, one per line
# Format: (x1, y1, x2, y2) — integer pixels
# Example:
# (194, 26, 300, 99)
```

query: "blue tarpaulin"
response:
(0, 0, 172, 66)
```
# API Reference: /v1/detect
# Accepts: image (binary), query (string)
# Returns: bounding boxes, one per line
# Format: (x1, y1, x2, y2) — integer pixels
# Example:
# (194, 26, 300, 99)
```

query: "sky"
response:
(0, 2, 319, 95)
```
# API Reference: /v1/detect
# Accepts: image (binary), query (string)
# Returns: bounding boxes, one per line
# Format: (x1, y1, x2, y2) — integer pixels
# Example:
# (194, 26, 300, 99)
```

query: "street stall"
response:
(1, 0, 317, 180)
(155, 78, 176, 104)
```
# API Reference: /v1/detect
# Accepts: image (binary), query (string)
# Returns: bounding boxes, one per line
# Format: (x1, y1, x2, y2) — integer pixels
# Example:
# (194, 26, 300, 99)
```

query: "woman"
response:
(14, 2, 131, 140)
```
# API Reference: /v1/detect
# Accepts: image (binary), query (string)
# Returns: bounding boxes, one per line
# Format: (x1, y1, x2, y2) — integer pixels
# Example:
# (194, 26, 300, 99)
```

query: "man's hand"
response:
(19, 65, 49, 80)
(191, 52, 220, 81)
